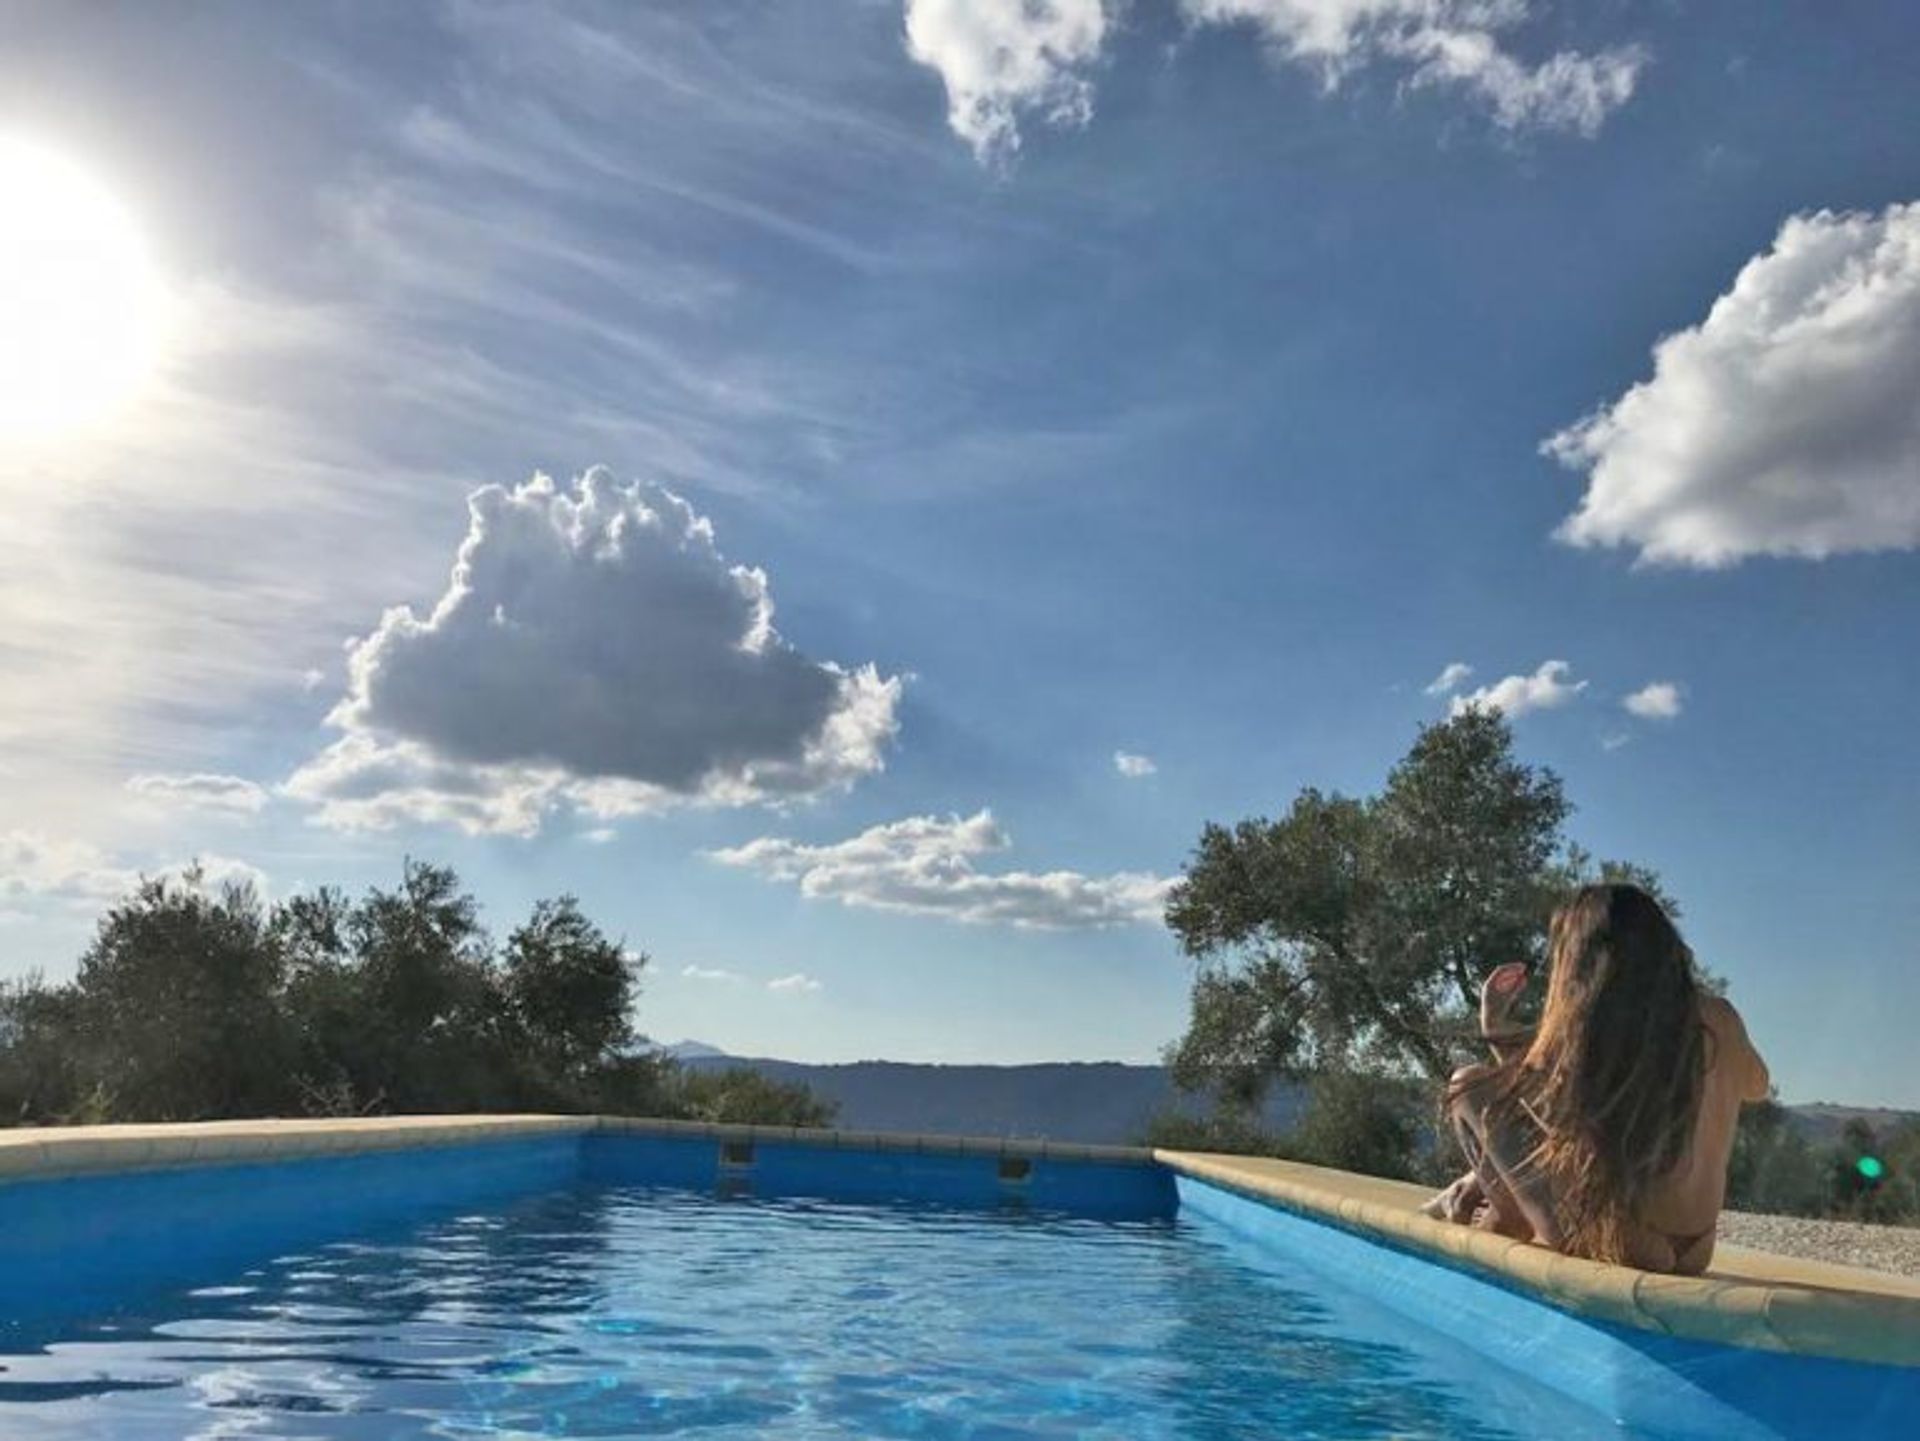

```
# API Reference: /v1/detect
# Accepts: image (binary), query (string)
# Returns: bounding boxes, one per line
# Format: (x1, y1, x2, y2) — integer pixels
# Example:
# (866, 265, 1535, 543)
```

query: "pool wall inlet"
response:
(0, 1115, 1915, 1439)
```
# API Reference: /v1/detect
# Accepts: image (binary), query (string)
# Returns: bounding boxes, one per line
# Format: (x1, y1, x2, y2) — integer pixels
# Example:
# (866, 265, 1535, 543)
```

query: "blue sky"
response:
(1, 2, 1916, 1105)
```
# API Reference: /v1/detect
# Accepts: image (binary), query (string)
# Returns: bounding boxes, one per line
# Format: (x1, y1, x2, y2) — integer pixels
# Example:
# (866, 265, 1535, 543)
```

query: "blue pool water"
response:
(0, 1182, 1623, 1439)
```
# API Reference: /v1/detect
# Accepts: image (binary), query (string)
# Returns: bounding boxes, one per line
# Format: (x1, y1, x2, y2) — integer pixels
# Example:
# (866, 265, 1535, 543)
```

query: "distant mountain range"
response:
(670, 1047, 1289, 1144)
(659, 1044, 1915, 1147)
(1783, 1103, 1920, 1146)
(659, 1040, 729, 1062)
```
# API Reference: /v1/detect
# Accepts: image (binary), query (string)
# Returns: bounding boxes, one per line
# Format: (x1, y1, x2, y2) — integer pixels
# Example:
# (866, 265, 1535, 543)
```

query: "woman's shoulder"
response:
(1699, 991, 1753, 1041)
(1699, 993, 1771, 1099)
(1699, 992, 1740, 1027)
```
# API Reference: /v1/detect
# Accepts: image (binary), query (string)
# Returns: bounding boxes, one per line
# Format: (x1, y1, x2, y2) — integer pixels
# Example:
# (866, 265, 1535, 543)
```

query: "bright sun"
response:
(0, 137, 167, 437)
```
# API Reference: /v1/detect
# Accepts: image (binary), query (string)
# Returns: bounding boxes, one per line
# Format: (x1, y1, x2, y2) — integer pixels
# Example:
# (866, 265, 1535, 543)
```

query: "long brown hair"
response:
(1475, 883, 1708, 1264)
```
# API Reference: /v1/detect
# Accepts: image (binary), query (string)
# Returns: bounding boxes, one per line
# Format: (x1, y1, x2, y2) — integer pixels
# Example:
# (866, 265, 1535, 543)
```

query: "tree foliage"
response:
(1725, 1095, 1827, 1217)
(1723, 1100, 1920, 1224)
(0, 860, 831, 1131)
(1142, 1108, 1291, 1158)
(672, 1067, 839, 1128)
(1165, 708, 1655, 1097)
(1144, 1071, 1435, 1184)
(1161, 708, 1687, 1186)
(74, 870, 298, 1119)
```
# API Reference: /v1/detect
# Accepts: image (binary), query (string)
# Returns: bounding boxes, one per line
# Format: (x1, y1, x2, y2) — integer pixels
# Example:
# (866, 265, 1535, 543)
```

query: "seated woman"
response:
(1423, 883, 1770, 1275)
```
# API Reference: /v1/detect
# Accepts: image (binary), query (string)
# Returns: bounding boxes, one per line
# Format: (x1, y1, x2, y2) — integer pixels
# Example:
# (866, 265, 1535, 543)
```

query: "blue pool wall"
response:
(1176, 1173, 1917, 1441)
(0, 1134, 582, 1324)
(582, 1132, 1175, 1217)
(0, 1128, 1172, 1329)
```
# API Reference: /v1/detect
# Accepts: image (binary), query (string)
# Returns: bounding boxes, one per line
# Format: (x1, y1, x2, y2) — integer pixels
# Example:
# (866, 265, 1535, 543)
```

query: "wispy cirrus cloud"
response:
(126, 773, 271, 815)
(709, 810, 1172, 929)
(681, 963, 820, 993)
(767, 972, 823, 994)
(682, 964, 746, 984)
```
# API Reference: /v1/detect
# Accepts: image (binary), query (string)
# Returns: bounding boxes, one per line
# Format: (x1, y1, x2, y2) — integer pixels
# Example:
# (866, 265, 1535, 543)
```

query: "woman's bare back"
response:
(1629, 995, 1771, 1272)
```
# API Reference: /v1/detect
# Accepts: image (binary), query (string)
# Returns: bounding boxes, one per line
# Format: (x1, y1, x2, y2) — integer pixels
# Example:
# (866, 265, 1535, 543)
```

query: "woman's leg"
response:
(1447, 1064, 1554, 1244)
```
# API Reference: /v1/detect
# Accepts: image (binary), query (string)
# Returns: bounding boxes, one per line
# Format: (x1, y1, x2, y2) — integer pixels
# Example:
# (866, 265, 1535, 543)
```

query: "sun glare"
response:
(0, 136, 167, 437)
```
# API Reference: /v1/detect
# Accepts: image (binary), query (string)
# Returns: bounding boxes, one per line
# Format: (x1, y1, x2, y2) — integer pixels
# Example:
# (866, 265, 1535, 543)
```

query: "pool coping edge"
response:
(0, 1114, 1157, 1184)
(1154, 1148, 1920, 1370)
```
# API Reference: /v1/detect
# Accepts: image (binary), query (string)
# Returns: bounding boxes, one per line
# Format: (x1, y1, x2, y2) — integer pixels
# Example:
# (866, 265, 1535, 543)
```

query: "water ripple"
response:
(0, 1186, 1619, 1439)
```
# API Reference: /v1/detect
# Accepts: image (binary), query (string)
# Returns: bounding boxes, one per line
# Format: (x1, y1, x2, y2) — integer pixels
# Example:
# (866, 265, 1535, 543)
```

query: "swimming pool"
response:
(0, 1118, 1913, 1438)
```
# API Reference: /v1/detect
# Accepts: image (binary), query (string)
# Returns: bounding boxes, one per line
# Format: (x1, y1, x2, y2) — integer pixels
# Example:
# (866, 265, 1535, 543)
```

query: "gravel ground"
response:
(1718, 1210, 1920, 1278)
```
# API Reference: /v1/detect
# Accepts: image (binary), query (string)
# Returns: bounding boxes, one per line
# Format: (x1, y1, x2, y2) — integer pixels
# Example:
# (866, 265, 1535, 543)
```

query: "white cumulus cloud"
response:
(285, 470, 902, 836)
(1547, 203, 1920, 567)
(709, 809, 1173, 929)
(1623, 681, 1683, 720)
(0, 833, 267, 907)
(1424, 660, 1474, 695)
(1450, 660, 1586, 718)
(767, 972, 823, 994)
(163, 854, 272, 899)
(682, 964, 745, 984)
(1114, 750, 1157, 778)
(905, 0, 1639, 162)
(904, 0, 1109, 162)
(1180, 0, 1645, 136)
(126, 772, 271, 815)
(0, 832, 137, 904)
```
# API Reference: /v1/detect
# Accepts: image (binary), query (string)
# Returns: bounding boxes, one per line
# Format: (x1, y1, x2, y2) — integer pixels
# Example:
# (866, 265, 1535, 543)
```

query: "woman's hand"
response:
(1479, 961, 1530, 1037)
(1420, 1171, 1485, 1224)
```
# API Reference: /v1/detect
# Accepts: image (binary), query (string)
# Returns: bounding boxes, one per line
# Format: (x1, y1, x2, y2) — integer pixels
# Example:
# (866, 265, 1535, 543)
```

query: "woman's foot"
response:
(1420, 1172, 1484, 1223)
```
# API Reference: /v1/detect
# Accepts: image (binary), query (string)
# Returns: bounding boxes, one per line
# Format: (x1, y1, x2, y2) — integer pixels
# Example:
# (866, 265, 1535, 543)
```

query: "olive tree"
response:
(1164, 708, 1671, 1108)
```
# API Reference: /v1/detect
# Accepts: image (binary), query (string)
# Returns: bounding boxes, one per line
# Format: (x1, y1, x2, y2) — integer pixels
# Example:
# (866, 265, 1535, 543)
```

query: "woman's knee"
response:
(1447, 1063, 1495, 1120)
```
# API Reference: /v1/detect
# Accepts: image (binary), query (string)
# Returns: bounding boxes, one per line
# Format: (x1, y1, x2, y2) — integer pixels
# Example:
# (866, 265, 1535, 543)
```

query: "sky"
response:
(0, 1, 1915, 1106)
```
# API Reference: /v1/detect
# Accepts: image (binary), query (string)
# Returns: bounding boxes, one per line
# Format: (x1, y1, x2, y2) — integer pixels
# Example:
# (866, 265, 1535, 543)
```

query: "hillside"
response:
(676, 1054, 1300, 1144)
(1785, 1104, 1920, 1146)
(674, 1051, 1913, 1147)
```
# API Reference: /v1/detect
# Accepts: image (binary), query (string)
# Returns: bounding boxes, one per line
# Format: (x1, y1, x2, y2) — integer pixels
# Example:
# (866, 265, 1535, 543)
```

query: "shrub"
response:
(1284, 1069, 1426, 1181)
(668, 1066, 838, 1128)
(0, 860, 834, 1132)
(1143, 1108, 1290, 1156)
(1148, 1068, 1431, 1183)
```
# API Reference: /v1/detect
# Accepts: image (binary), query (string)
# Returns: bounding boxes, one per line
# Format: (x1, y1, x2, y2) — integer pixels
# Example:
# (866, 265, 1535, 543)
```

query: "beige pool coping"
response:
(1, 1118, 1911, 1368)
(1155, 1149, 1920, 1369)
(0, 1114, 1155, 1182)
(0, 1114, 595, 1178)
